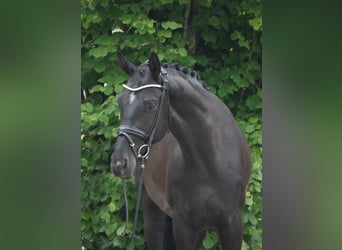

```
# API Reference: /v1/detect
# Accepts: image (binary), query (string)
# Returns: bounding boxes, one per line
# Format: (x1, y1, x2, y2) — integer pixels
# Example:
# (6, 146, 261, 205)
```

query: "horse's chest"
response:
(146, 184, 173, 216)
(143, 166, 173, 217)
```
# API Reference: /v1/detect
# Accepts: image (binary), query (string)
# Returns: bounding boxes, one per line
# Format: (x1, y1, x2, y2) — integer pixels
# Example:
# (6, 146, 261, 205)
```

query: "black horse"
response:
(111, 52, 251, 250)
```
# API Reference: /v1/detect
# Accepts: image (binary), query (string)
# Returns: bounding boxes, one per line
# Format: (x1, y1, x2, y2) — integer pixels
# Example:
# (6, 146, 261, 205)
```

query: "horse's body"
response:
(111, 53, 251, 250)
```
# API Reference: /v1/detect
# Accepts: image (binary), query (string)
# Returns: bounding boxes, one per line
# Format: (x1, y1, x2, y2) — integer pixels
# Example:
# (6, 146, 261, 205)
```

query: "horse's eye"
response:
(143, 100, 157, 112)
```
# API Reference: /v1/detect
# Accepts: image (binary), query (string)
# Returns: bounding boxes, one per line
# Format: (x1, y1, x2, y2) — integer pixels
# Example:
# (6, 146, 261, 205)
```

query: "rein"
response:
(108, 68, 169, 249)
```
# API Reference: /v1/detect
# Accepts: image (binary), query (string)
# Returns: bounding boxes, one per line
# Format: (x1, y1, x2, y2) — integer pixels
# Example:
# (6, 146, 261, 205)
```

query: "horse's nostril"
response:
(113, 159, 127, 170)
(119, 159, 127, 169)
(123, 159, 127, 169)
(111, 158, 129, 177)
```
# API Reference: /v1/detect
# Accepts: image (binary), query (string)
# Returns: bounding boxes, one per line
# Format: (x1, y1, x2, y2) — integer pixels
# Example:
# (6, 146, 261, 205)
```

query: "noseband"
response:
(117, 67, 169, 160)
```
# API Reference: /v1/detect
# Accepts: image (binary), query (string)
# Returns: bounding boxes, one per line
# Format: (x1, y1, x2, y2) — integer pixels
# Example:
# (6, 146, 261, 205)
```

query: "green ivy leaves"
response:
(161, 21, 183, 30)
(202, 231, 219, 249)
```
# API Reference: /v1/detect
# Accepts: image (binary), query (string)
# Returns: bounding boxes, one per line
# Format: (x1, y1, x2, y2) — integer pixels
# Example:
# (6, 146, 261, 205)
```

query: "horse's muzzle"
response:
(111, 158, 129, 178)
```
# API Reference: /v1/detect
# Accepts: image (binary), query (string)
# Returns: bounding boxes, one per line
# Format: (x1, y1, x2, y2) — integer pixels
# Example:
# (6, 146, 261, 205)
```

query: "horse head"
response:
(111, 53, 170, 178)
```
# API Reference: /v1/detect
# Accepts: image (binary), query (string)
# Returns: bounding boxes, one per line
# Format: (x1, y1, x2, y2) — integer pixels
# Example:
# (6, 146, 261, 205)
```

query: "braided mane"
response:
(140, 60, 210, 90)
(161, 62, 210, 90)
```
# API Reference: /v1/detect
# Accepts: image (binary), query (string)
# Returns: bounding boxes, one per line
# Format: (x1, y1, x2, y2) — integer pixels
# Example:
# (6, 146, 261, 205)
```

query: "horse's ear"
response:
(117, 52, 137, 76)
(149, 52, 161, 80)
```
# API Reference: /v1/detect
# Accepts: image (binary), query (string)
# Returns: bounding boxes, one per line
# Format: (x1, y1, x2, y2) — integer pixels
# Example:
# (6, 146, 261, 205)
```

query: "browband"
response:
(123, 84, 164, 92)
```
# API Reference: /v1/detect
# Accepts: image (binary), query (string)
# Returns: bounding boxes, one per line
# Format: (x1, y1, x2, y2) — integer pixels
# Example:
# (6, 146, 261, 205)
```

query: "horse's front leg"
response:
(141, 187, 169, 250)
(218, 211, 243, 250)
(172, 213, 198, 250)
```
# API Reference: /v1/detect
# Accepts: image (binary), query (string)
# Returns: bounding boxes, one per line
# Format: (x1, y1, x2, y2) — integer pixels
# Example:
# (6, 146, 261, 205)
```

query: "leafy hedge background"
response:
(81, 0, 261, 249)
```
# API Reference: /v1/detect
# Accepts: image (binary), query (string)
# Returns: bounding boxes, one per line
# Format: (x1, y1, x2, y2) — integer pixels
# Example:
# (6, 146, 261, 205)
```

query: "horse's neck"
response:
(169, 76, 230, 164)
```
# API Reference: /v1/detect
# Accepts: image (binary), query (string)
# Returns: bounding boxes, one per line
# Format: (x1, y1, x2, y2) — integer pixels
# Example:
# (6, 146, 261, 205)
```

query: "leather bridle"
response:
(117, 67, 169, 160)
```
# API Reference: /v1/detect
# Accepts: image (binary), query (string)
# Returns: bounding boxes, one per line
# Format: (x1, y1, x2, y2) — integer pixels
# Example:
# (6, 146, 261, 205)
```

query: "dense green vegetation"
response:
(81, 0, 261, 249)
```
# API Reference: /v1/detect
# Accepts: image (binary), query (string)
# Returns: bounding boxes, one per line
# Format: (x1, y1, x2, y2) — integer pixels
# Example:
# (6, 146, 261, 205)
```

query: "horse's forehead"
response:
(127, 63, 148, 78)
(125, 65, 153, 87)
(137, 63, 150, 74)
(121, 67, 159, 103)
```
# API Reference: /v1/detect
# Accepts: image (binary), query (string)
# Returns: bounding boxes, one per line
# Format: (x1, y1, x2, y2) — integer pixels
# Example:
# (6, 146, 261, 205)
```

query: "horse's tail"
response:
(163, 216, 176, 250)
